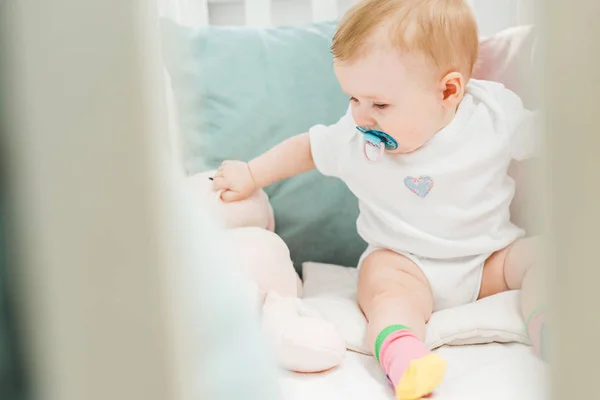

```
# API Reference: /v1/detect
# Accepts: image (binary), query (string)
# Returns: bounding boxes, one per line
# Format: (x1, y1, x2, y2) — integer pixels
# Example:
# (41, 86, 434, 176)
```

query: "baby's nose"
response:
(353, 108, 376, 128)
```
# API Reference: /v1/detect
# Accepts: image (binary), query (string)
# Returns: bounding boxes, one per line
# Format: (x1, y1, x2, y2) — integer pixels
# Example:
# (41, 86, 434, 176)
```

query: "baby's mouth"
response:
(357, 126, 399, 163)
(356, 126, 398, 151)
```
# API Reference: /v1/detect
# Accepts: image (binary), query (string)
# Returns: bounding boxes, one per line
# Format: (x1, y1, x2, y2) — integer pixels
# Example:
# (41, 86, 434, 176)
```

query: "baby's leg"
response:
(358, 249, 444, 400)
(480, 236, 548, 359)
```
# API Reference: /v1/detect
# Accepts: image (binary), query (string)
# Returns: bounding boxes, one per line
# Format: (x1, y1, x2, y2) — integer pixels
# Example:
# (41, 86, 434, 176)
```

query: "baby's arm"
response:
(214, 106, 354, 202)
(510, 109, 541, 161)
(248, 133, 315, 189)
(213, 133, 314, 202)
(495, 85, 541, 161)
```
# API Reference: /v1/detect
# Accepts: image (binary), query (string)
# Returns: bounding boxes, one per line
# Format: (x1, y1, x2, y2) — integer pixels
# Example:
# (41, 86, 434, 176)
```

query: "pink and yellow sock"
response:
(375, 325, 446, 400)
(526, 307, 549, 361)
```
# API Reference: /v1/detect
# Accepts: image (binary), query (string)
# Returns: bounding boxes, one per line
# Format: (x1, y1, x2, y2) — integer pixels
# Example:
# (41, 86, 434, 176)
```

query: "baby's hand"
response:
(212, 160, 257, 202)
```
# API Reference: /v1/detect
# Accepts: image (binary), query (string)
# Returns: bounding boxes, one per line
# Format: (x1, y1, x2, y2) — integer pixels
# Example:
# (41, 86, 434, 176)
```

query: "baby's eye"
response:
(349, 96, 359, 103)
(373, 103, 388, 110)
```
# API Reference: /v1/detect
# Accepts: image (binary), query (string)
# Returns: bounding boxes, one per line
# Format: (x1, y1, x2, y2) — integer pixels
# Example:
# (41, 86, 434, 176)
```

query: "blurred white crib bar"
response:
(158, 0, 529, 34)
(245, 0, 273, 27)
(310, 0, 340, 22)
(158, 0, 208, 27)
(159, 0, 351, 27)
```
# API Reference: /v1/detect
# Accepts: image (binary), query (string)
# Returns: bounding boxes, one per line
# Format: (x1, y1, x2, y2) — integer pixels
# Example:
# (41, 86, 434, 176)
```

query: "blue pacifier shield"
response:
(356, 126, 398, 150)
(363, 132, 382, 148)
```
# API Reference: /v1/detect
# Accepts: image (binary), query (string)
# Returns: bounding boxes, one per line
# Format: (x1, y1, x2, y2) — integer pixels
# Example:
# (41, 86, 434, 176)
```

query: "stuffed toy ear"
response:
(185, 171, 275, 231)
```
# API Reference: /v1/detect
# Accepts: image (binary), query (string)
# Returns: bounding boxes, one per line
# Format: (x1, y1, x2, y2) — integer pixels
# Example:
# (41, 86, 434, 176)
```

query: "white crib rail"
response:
(245, 0, 272, 27)
(159, 0, 526, 32)
(159, 0, 344, 28)
(311, 0, 340, 22)
(157, 0, 208, 26)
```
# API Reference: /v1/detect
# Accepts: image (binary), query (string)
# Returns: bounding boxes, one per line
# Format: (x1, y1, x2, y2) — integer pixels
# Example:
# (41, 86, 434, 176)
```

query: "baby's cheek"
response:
(390, 124, 424, 150)
(382, 115, 404, 135)
(386, 118, 412, 141)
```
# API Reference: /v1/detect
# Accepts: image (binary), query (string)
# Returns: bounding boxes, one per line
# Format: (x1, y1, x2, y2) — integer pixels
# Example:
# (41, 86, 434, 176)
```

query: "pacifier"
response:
(356, 126, 398, 163)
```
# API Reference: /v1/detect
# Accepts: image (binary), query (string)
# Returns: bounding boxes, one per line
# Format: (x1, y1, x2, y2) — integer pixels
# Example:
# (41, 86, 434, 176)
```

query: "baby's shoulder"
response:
(466, 79, 524, 109)
(467, 78, 505, 91)
(465, 79, 527, 130)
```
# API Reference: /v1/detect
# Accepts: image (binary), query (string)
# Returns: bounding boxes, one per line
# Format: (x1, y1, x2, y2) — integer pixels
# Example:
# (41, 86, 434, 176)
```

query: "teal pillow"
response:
(160, 19, 367, 272)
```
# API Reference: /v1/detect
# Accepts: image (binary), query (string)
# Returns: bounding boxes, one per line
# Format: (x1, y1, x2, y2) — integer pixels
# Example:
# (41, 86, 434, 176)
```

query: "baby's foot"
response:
(395, 353, 446, 400)
(377, 326, 446, 400)
(532, 321, 550, 361)
(527, 308, 549, 361)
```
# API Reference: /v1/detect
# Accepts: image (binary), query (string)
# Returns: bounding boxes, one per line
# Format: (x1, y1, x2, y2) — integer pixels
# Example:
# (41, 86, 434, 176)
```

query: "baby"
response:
(213, 0, 545, 398)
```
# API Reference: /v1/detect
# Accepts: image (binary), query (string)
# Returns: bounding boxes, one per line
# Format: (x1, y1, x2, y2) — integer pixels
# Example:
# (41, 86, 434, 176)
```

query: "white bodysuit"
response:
(308, 79, 539, 311)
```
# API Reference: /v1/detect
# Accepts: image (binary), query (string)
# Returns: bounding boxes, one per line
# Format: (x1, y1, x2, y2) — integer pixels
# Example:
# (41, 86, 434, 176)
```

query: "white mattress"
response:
(279, 343, 547, 400)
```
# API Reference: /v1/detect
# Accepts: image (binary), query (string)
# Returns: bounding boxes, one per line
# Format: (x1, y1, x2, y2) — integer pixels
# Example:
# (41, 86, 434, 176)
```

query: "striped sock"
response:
(526, 308, 549, 361)
(375, 325, 446, 400)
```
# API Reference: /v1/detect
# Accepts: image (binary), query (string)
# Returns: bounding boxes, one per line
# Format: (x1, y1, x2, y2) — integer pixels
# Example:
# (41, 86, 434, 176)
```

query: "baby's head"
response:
(332, 0, 479, 153)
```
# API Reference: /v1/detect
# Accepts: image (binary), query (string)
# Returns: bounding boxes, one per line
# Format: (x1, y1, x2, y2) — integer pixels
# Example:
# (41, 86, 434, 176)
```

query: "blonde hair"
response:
(331, 0, 479, 79)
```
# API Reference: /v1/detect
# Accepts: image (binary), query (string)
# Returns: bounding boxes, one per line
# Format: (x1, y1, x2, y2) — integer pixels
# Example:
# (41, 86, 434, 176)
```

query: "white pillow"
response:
(301, 262, 530, 355)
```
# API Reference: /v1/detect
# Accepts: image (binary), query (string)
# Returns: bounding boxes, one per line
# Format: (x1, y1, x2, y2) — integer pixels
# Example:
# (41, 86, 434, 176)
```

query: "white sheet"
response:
(279, 344, 547, 400)
(302, 263, 531, 354)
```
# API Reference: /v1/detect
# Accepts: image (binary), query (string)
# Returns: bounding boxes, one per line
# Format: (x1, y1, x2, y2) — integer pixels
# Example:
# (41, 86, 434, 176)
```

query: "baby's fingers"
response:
(219, 189, 245, 202)
(212, 175, 230, 191)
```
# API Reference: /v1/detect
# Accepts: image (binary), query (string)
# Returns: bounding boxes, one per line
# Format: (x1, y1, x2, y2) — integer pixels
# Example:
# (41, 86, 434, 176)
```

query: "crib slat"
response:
(157, 0, 209, 27)
(310, 0, 339, 22)
(189, 0, 209, 26)
(171, 0, 209, 27)
(244, 0, 272, 27)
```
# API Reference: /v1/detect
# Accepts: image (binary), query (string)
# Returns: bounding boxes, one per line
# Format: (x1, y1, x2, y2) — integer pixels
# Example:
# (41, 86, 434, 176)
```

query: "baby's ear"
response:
(439, 72, 465, 108)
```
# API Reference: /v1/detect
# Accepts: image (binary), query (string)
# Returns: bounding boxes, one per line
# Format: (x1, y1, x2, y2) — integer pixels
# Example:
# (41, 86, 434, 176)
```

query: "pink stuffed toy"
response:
(185, 171, 346, 373)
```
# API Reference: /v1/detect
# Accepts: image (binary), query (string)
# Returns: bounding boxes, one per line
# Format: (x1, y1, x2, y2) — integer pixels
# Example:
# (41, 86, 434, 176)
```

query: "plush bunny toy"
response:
(185, 171, 346, 373)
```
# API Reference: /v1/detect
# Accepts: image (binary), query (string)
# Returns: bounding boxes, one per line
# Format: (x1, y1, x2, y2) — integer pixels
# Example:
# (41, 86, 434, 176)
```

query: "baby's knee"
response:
(504, 236, 542, 288)
(358, 255, 433, 319)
